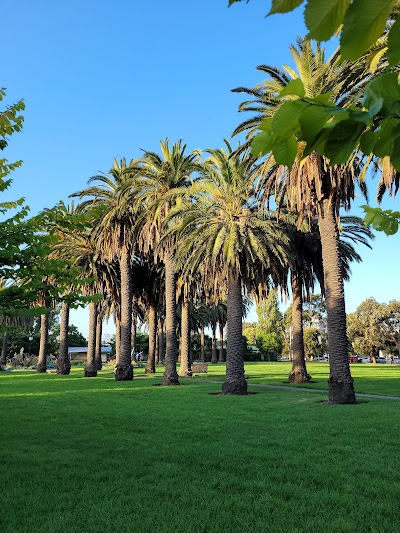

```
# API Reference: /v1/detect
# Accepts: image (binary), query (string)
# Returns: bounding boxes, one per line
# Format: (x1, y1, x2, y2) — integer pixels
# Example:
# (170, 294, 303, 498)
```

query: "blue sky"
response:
(3, 0, 399, 337)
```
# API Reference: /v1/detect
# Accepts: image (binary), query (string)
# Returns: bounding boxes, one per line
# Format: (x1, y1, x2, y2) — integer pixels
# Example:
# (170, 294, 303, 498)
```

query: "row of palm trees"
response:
(25, 38, 396, 403)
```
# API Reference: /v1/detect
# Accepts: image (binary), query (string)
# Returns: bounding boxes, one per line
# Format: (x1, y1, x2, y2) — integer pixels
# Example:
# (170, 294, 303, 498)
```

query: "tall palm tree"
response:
(74, 159, 138, 381)
(132, 139, 202, 385)
(233, 39, 386, 403)
(166, 141, 289, 394)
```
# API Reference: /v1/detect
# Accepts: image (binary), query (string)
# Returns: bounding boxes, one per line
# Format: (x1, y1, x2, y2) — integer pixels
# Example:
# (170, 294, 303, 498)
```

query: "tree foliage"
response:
(229, 1, 400, 234)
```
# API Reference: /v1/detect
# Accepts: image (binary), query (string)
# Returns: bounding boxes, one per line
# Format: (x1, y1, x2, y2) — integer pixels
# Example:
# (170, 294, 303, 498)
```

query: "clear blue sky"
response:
(3, 0, 399, 337)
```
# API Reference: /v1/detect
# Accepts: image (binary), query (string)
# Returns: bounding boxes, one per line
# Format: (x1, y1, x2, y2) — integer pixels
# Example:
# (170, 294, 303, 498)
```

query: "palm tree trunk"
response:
(211, 322, 218, 363)
(223, 271, 247, 395)
(95, 309, 103, 370)
(131, 307, 137, 356)
(218, 323, 225, 362)
(318, 199, 356, 404)
(200, 325, 205, 362)
(179, 295, 190, 376)
(115, 314, 121, 364)
(163, 254, 179, 385)
(0, 332, 9, 367)
(158, 318, 165, 364)
(115, 247, 133, 381)
(57, 301, 71, 375)
(85, 301, 97, 377)
(155, 324, 159, 365)
(36, 311, 49, 373)
(145, 298, 157, 374)
(289, 271, 312, 383)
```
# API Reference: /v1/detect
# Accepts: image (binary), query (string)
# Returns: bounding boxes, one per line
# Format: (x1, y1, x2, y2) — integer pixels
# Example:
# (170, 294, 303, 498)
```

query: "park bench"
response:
(189, 362, 208, 377)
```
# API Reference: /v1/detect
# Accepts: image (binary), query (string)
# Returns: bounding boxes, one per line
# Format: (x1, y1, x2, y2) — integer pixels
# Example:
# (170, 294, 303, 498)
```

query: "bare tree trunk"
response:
(155, 323, 159, 365)
(85, 301, 97, 377)
(131, 306, 137, 357)
(179, 295, 190, 376)
(115, 314, 121, 364)
(95, 309, 103, 370)
(318, 199, 355, 404)
(289, 271, 311, 383)
(163, 254, 179, 385)
(37, 311, 49, 373)
(200, 325, 205, 362)
(115, 246, 133, 381)
(0, 333, 9, 367)
(223, 271, 247, 395)
(158, 318, 165, 364)
(145, 298, 157, 374)
(57, 301, 71, 375)
(211, 322, 218, 363)
(218, 323, 225, 362)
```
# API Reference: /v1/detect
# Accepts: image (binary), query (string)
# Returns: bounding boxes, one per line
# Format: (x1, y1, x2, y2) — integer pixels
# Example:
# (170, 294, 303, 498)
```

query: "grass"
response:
(1, 364, 400, 532)
(195, 361, 400, 397)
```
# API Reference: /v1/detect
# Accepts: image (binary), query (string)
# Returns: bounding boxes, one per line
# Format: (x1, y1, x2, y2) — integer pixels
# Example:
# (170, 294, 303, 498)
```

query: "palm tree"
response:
(166, 141, 289, 394)
(74, 159, 138, 381)
(232, 39, 387, 403)
(132, 139, 202, 385)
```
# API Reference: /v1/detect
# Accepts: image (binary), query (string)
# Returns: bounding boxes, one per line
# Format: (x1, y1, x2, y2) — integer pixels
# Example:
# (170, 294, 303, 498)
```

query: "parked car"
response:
(348, 355, 361, 363)
(393, 357, 400, 364)
(376, 356, 387, 363)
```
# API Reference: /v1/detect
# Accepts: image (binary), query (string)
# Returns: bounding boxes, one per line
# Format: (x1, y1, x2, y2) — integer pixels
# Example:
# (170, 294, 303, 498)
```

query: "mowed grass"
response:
(198, 361, 400, 397)
(1, 366, 400, 533)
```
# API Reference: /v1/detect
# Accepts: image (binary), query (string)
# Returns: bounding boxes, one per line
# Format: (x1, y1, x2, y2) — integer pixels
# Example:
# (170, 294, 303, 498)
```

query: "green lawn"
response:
(1, 365, 399, 532)
(198, 361, 400, 397)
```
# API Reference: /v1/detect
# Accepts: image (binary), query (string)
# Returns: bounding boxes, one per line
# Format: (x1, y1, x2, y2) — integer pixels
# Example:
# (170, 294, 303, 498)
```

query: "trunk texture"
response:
(200, 325, 205, 362)
(318, 199, 355, 404)
(163, 254, 179, 385)
(211, 323, 218, 363)
(0, 333, 9, 367)
(115, 247, 133, 381)
(179, 295, 191, 376)
(145, 298, 157, 374)
(155, 324, 159, 365)
(84, 301, 98, 377)
(115, 314, 121, 364)
(289, 272, 311, 383)
(158, 318, 165, 364)
(131, 307, 137, 356)
(95, 310, 103, 370)
(36, 312, 50, 373)
(57, 302, 71, 375)
(222, 271, 247, 395)
(218, 324, 225, 362)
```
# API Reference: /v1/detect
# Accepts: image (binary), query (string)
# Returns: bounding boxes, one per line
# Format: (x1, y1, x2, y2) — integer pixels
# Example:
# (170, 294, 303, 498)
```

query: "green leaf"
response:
(359, 130, 376, 155)
(279, 78, 305, 97)
(271, 135, 298, 167)
(388, 17, 400, 66)
(324, 119, 365, 164)
(272, 99, 310, 137)
(259, 118, 273, 132)
(390, 137, 400, 171)
(310, 91, 335, 106)
(251, 131, 273, 157)
(305, 0, 350, 41)
(373, 118, 400, 157)
(268, 0, 304, 15)
(298, 104, 332, 143)
(362, 72, 400, 115)
(340, 0, 396, 60)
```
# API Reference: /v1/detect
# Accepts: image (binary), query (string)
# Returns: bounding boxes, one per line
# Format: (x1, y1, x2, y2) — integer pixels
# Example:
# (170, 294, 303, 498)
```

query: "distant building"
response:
(68, 346, 112, 363)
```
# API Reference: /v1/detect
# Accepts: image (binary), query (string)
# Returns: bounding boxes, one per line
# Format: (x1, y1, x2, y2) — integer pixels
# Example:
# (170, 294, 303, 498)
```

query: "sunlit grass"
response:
(199, 361, 400, 397)
(1, 366, 400, 532)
